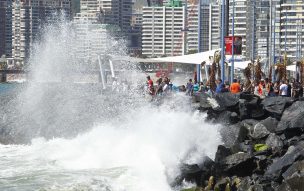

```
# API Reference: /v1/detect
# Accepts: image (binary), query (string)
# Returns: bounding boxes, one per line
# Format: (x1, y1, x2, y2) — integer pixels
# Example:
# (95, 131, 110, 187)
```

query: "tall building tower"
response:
(12, 0, 72, 65)
(278, 0, 304, 60)
(228, 0, 247, 58)
(0, 0, 12, 58)
(142, 4, 186, 57)
(209, 1, 220, 50)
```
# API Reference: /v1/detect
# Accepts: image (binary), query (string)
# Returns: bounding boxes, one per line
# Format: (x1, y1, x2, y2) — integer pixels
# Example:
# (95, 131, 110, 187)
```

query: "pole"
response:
(220, 0, 225, 81)
(98, 55, 106, 89)
(271, 4, 276, 82)
(197, 0, 202, 83)
(252, 0, 255, 66)
(230, 0, 235, 83)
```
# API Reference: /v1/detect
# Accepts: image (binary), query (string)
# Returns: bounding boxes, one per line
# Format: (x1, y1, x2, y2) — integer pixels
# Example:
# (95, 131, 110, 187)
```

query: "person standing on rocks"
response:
(146, 76, 155, 95)
(186, 79, 194, 96)
(279, 80, 288, 97)
(215, 79, 224, 94)
(230, 79, 241, 94)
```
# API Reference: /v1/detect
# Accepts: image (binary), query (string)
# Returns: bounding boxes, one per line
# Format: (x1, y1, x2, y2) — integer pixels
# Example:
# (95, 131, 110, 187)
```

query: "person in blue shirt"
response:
(215, 79, 223, 93)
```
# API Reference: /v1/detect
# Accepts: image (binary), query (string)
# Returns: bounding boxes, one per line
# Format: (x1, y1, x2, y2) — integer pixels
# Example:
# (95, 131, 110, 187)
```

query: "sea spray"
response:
(0, 94, 222, 191)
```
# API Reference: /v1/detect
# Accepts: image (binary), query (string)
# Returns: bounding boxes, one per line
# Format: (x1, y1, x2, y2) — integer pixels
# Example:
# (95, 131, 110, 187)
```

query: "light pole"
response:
(220, 0, 226, 81)
(230, 0, 235, 83)
(197, 0, 202, 83)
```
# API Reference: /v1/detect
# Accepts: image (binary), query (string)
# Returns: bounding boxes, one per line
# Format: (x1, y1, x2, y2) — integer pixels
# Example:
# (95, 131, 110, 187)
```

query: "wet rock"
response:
(282, 160, 304, 179)
(222, 152, 257, 177)
(214, 177, 230, 191)
(251, 123, 271, 139)
(260, 117, 278, 133)
(175, 157, 215, 187)
(214, 92, 239, 111)
(277, 101, 304, 136)
(261, 97, 294, 118)
(215, 145, 232, 163)
(239, 97, 264, 120)
(230, 112, 239, 124)
(237, 176, 252, 190)
(220, 123, 249, 148)
(265, 141, 304, 181)
(265, 133, 283, 150)
(199, 93, 212, 110)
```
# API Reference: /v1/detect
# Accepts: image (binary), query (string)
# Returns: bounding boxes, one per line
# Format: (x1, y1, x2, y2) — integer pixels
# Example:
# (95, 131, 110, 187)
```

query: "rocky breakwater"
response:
(178, 92, 304, 191)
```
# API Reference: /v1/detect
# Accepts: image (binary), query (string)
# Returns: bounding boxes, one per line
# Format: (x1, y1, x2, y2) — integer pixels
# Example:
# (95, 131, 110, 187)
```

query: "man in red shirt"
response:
(230, 79, 241, 94)
(146, 76, 155, 95)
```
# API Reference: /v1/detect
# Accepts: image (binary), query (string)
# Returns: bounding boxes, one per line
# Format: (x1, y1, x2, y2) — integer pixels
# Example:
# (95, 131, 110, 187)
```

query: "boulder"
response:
(222, 152, 257, 177)
(283, 160, 304, 191)
(266, 133, 283, 150)
(215, 145, 232, 163)
(199, 93, 212, 110)
(239, 97, 265, 120)
(261, 97, 294, 118)
(174, 156, 215, 187)
(265, 141, 304, 181)
(220, 123, 249, 148)
(214, 92, 239, 111)
(277, 101, 304, 136)
(260, 117, 278, 133)
(251, 123, 271, 139)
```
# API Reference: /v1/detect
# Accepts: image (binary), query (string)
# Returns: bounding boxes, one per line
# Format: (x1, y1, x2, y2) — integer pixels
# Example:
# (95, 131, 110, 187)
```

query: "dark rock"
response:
(199, 93, 212, 110)
(222, 152, 257, 177)
(260, 117, 278, 133)
(214, 177, 230, 191)
(277, 101, 304, 136)
(237, 176, 252, 190)
(239, 97, 265, 120)
(217, 111, 233, 125)
(239, 99, 248, 119)
(265, 141, 304, 181)
(215, 145, 232, 163)
(214, 92, 239, 111)
(220, 123, 249, 148)
(276, 181, 292, 191)
(230, 112, 239, 124)
(174, 156, 215, 187)
(265, 133, 283, 150)
(251, 122, 271, 139)
(287, 136, 301, 146)
(282, 160, 304, 180)
(261, 97, 294, 118)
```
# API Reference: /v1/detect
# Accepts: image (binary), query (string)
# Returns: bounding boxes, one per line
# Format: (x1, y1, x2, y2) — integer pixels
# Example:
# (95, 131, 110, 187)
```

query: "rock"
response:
(215, 145, 232, 163)
(239, 97, 265, 120)
(260, 117, 278, 133)
(265, 141, 304, 181)
(277, 101, 304, 136)
(217, 111, 233, 125)
(261, 97, 294, 118)
(230, 112, 239, 124)
(214, 92, 239, 111)
(265, 133, 283, 150)
(251, 123, 271, 139)
(220, 123, 249, 148)
(199, 93, 212, 110)
(282, 160, 304, 180)
(237, 176, 252, 190)
(281, 160, 304, 191)
(222, 152, 257, 177)
(174, 156, 215, 187)
(214, 177, 230, 191)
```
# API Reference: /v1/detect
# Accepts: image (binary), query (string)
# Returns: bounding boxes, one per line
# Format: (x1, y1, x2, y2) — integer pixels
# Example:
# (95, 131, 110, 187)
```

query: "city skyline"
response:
(0, 0, 304, 65)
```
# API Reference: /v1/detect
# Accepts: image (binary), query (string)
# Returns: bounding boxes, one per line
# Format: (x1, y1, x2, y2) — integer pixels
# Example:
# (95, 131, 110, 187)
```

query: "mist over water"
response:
(0, 18, 222, 190)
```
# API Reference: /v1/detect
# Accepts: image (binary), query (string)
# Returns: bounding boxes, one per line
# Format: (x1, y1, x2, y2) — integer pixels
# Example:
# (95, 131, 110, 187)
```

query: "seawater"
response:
(0, 92, 222, 191)
(0, 16, 222, 191)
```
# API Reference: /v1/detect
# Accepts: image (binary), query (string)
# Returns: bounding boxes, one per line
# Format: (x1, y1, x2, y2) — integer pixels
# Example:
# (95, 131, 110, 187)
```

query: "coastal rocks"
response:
(276, 101, 304, 136)
(251, 123, 271, 139)
(265, 141, 304, 181)
(187, 93, 304, 191)
(265, 133, 283, 150)
(222, 152, 256, 177)
(261, 97, 294, 118)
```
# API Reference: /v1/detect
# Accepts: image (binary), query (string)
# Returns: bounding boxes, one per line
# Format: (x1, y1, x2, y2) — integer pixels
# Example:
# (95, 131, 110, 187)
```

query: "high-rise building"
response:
(142, 0, 221, 57)
(12, 0, 71, 65)
(228, 0, 247, 58)
(0, 0, 12, 58)
(209, 2, 220, 50)
(277, 0, 304, 60)
(142, 5, 186, 57)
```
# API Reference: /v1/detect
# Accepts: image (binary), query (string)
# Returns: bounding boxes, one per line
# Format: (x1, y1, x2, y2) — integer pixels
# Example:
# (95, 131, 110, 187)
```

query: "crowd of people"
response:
(145, 75, 304, 99)
(185, 78, 304, 99)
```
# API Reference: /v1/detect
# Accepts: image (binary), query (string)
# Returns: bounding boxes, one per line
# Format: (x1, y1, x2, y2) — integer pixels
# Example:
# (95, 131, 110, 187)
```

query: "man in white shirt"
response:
(279, 80, 288, 96)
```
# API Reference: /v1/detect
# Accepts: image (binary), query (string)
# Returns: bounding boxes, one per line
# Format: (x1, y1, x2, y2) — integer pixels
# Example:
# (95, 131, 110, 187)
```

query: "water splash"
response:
(0, 17, 222, 190)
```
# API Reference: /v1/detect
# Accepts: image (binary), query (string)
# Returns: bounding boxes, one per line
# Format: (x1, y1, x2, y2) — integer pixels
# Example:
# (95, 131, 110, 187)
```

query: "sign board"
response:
(225, 36, 242, 55)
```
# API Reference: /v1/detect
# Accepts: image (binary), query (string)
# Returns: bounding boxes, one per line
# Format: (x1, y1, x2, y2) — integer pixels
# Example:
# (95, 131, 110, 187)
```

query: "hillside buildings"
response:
(0, 0, 12, 58)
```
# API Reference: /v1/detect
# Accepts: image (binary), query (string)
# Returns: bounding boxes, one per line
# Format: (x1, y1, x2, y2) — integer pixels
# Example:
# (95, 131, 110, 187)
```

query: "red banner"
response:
(225, 36, 242, 55)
